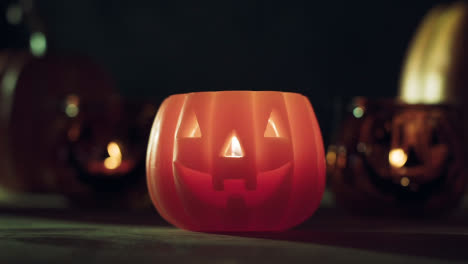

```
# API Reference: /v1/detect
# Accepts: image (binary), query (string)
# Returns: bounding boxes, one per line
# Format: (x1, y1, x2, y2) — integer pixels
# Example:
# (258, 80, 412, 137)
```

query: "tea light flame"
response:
(104, 142, 122, 170)
(222, 134, 244, 158)
(389, 148, 408, 168)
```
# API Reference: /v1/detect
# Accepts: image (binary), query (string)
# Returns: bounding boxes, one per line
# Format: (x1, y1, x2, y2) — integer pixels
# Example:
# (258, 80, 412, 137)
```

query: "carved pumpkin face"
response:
(389, 110, 450, 182)
(328, 98, 467, 215)
(147, 91, 325, 231)
(360, 108, 453, 186)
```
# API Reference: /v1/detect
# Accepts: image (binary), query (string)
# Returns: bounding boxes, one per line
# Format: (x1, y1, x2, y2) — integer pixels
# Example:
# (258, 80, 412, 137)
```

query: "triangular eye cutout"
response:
(180, 111, 202, 138)
(188, 118, 201, 138)
(221, 132, 244, 158)
(264, 110, 281, 138)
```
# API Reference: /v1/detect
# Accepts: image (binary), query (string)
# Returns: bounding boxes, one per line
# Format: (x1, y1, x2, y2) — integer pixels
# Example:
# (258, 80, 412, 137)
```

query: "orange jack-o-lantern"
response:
(147, 91, 325, 231)
(328, 98, 467, 216)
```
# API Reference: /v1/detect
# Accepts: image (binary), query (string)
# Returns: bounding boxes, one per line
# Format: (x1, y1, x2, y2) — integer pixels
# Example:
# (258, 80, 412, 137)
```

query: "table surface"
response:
(1, 206, 468, 264)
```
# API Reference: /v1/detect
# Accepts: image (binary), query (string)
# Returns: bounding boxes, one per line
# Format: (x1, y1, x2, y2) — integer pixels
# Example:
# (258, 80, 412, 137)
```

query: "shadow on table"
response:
(2, 206, 468, 261)
(218, 229, 468, 261)
(0, 207, 170, 226)
(214, 208, 468, 262)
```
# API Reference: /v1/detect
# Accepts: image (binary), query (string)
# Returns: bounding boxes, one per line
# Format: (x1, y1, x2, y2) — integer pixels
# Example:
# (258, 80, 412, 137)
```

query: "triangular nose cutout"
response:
(221, 132, 244, 158)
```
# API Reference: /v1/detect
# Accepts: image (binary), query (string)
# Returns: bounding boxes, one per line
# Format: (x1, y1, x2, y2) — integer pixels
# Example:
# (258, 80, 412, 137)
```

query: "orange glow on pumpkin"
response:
(146, 91, 325, 231)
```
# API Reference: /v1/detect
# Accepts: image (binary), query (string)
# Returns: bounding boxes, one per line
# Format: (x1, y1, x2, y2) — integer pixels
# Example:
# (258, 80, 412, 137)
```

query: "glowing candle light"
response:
(104, 142, 122, 170)
(222, 133, 244, 158)
(389, 148, 408, 168)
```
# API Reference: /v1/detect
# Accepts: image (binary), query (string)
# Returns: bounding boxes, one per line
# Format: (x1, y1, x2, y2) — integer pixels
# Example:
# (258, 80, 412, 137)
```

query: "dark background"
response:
(0, 0, 456, 144)
(3, 3, 468, 263)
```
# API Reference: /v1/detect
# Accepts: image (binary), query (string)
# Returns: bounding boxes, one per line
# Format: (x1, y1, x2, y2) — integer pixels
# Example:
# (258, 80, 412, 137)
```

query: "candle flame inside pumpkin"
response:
(222, 133, 244, 158)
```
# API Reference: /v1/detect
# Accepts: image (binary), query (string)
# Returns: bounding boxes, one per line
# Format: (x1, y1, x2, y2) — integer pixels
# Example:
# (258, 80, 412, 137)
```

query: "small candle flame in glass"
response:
(104, 141, 122, 170)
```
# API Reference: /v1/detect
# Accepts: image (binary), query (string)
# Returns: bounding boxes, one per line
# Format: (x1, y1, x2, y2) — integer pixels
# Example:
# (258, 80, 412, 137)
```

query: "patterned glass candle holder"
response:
(0, 51, 154, 209)
(327, 97, 468, 216)
(146, 91, 326, 231)
(63, 100, 155, 209)
(0, 51, 115, 193)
